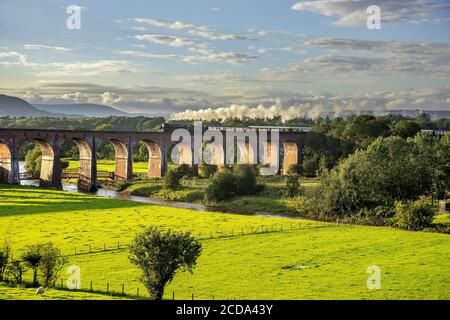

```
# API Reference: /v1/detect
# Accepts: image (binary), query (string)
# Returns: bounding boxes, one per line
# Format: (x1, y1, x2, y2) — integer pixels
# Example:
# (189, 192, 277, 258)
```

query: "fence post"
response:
(107, 282, 109, 294)
(172, 292, 175, 300)
(122, 284, 124, 295)
(192, 293, 194, 300)
(137, 288, 139, 297)
(74, 246, 77, 255)
(90, 280, 93, 292)
(104, 243, 106, 251)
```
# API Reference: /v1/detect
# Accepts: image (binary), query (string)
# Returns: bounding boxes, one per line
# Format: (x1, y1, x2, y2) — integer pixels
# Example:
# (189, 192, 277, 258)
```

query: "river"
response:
(18, 161, 300, 219)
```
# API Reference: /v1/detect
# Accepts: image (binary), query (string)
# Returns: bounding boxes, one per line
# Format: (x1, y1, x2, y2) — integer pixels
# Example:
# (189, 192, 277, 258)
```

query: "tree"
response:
(163, 169, 181, 190)
(0, 240, 11, 281)
(392, 120, 421, 138)
(205, 169, 238, 202)
(286, 174, 304, 198)
(38, 243, 67, 287)
(233, 165, 257, 196)
(21, 244, 42, 286)
(128, 227, 202, 300)
(394, 197, 434, 231)
(7, 259, 27, 286)
(24, 145, 42, 175)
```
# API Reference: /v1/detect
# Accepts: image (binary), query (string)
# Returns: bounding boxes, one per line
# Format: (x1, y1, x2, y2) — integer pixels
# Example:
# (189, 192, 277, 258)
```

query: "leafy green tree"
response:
(394, 197, 434, 231)
(392, 120, 421, 138)
(24, 145, 42, 175)
(198, 164, 218, 178)
(233, 165, 257, 196)
(7, 259, 27, 286)
(21, 244, 43, 286)
(205, 169, 238, 202)
(286, 174, 303, 198)
(128, 227, 202, 300)
(163, 169, 181, 190)
(38, 243, 67, 287)
(0, 240, 11, 281)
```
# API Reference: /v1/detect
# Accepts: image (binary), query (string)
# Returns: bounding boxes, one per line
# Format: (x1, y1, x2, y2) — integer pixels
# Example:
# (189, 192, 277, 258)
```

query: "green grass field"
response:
(66, 160, 148, 174)
(0, 184, 449, 300)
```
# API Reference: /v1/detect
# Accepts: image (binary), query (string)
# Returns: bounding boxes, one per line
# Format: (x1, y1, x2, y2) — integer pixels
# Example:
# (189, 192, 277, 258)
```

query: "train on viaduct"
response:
(0, 124, 310, 192)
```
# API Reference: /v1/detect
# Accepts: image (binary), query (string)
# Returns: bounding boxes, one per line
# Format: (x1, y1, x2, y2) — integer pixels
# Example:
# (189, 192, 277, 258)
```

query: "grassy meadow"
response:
(0, 184, 449, 300)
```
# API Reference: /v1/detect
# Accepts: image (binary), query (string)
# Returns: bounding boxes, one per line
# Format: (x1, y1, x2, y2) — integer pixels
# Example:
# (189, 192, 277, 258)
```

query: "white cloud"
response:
(62, 92, 88, 103)
(134, 34, 194, 47)
(34, 60, 134, 77)
(292, 0, 450, 26)
(132, 18, 195, 30)
(24, 44, 74, 52)
(22, 91, 44, 103)
(101, 91, 122, 104)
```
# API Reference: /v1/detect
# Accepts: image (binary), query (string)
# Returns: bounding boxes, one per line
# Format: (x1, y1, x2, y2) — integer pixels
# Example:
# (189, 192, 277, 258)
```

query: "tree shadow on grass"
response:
(0, 184, 150, 217)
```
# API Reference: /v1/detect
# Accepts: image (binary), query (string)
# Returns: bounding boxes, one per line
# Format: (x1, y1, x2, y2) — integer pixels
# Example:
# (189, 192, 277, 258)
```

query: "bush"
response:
(287, 164, 302, 175)
(176, 164, 194, 178)
(38, 243, 67, 287)
(7, 259, 27, 286)
(129, 227, 202, 300)
(233, 165, 257, 196)
(198, 164, 218, 178)
(163, 169, 181, 190)
(21, 244, 42, 286)
(0, 240, 11, 281)
(24, 146, 41, 175)
(205, 169, 238, 202)
(286, 174, 304, 198)
(394, 198, 435, 231)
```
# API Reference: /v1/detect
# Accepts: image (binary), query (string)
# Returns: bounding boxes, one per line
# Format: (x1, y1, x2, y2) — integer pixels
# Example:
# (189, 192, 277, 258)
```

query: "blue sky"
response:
(1, 0, 450, 118)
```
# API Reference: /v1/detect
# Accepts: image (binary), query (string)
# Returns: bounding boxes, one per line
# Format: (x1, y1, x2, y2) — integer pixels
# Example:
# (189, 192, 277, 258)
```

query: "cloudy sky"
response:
(0, 0, 450, 119)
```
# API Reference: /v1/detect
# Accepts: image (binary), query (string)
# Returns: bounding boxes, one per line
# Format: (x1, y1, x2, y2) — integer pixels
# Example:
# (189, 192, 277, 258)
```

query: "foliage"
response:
(394, 198, 435, 231)
(128, 227, 202, 300)
(233, 165, 257, 196)
(21, 244, 42, 286)
(24, 146, 42, 175)
(0, 240, 11, 281)
(285, 174, 304, 198)
(310, 135, 443, 220)
(6, 259, 27, 286)
(163, 169, 181, 190)
(198, 164, 218, 178)
(287, 164, 302, 175)
(205, 169, 238, 202)
(38, 243, 67, 287)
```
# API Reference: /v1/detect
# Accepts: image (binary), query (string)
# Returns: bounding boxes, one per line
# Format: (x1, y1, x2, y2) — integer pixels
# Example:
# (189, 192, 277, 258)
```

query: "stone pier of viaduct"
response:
(0, 125, 308, 192)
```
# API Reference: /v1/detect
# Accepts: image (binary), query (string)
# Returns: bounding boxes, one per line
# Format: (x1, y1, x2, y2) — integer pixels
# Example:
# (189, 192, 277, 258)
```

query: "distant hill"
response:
(34, 103, 128, 118)
(0, 94, 56, 117)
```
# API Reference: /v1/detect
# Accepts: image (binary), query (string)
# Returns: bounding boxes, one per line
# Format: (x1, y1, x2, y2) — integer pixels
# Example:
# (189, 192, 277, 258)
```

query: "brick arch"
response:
(282, 141, 298, 174)
(0, 142, 12, 183)
(141, 139, 162, 178)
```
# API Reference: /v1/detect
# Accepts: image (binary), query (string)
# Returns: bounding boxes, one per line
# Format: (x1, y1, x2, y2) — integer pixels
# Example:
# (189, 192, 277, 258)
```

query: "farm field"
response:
(66, 160, 148, 174)
(0, 184, 449, 300)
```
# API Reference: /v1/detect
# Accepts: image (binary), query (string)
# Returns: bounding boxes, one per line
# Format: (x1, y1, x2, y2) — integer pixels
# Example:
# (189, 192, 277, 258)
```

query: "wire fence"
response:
(63, 221, 352, 257)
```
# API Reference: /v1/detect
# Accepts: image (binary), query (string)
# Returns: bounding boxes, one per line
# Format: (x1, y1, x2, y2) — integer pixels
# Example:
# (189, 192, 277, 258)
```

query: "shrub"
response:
(287, 164, 302, 175)
(163, 169, 181, 190)
(129, 227, 202, 300)
(24, 146, 41, 175)
(233, 165, 257, 196)
(21, 244, 42, 286)
(394, 198, 435, 231)
(205, 169, 238, 202)
(286, 174, 304, 198)
(176, 164, 194, 178)
(7, 259, 27, 286)
(0, 240, 11, 281)
(38, 243, 67, 287)
(198, 164, 218, 178)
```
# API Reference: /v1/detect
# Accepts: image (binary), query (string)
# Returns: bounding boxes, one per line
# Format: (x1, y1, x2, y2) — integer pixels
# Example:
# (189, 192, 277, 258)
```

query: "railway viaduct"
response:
(0, 124, 309, 192)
